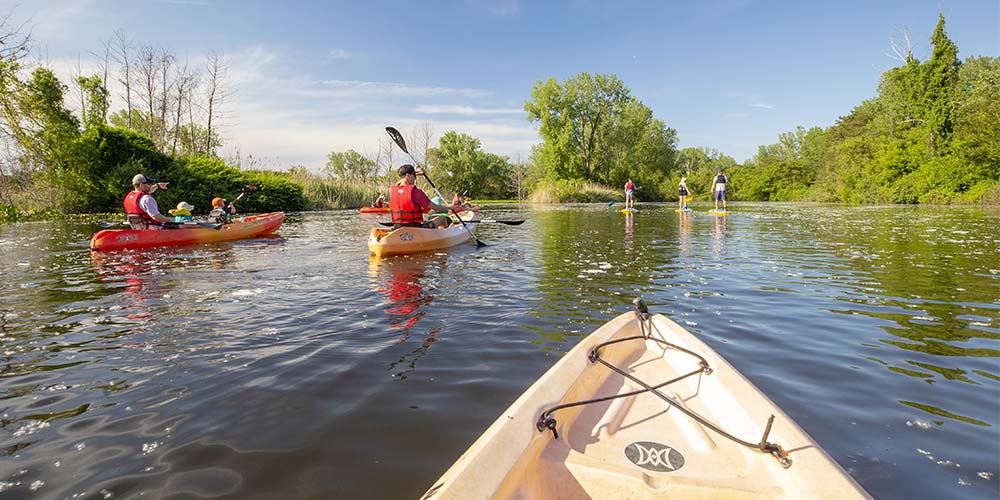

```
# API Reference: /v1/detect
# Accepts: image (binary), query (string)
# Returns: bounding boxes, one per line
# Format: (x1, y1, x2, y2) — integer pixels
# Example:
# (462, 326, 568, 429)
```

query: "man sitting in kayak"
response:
(124, 174, 173, 229)
(374, 193, 386, 208)
(391, 164, 466, 229)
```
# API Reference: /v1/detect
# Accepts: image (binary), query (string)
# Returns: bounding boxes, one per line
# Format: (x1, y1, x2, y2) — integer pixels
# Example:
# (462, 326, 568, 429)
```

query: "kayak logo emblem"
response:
(624, 441, 684, 472)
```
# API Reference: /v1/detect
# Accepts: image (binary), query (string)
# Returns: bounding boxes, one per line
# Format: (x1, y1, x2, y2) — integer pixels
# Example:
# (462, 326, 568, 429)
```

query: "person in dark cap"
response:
(710, 168, 729, 211)
(123, 174, 173, 229)
(389, 164, 463, 229)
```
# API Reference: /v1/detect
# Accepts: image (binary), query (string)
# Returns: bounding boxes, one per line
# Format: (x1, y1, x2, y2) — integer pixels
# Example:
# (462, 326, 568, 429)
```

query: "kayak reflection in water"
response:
(373, 255, 443, 380)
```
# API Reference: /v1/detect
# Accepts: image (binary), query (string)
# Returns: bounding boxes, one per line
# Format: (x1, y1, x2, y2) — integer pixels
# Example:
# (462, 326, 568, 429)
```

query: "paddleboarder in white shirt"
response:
(711, 169, 729, 211)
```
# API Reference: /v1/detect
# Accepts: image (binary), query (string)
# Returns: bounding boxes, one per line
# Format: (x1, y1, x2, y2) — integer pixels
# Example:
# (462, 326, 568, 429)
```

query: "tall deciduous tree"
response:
(525, 72, 678, 198)
(428, 131, 512, 199)
(77, 75, 109, 131)
(325, 149, 377, 179)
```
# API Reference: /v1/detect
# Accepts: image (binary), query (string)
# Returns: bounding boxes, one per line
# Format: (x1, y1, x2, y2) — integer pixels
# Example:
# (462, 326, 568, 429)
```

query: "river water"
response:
(0, 203, 997, 500)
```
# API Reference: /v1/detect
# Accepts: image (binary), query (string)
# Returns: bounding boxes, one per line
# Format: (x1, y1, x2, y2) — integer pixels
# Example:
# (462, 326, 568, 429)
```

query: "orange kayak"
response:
(90, 212, 285, 251)
(368, 215, 478, 258)
(359, 206, 391, 214)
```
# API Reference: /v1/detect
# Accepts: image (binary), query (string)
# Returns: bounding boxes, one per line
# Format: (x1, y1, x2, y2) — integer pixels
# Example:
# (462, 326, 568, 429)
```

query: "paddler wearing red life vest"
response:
(123, 173, 174, 229)
(390, 164, 466, 229)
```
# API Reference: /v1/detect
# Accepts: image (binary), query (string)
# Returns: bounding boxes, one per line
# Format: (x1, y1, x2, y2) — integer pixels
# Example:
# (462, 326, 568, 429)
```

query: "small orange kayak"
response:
(368, 215, 478, 258)
(90, 212, 285, 251)
(359, 206, 391, 214)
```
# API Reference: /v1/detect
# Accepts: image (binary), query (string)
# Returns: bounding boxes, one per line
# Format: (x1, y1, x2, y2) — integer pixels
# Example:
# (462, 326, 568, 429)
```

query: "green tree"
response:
(325, 149, 377, 180)
(525, 73, 633, 181)
(922, 13, 961, 150)
(428, 131, 513, 199)
(18, 68, 81, 169)
(78, 75, 109, 131)
(524, 72, 679, 200)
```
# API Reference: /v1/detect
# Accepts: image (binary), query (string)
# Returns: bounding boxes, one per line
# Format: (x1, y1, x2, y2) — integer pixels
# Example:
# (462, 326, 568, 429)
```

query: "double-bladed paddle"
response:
(385, 126, 486, 247)
(99, 220, 222, 230)
(377, 219, 524, 227)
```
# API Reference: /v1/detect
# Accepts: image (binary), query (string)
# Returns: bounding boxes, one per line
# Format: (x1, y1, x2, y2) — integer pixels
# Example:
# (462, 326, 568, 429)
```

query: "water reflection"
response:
(711, 212, 727, 257)
(370, 254, 447, 379)
(623, 211, 634, 258)
(678, 212, 692, 254)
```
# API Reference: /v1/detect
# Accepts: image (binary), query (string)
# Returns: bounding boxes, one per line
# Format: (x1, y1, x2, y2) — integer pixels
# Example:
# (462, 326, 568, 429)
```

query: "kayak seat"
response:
(126, 214, 148, 230)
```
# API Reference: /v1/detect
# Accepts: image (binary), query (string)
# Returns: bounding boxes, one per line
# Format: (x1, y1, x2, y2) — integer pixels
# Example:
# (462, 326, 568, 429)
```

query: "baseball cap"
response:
(176, 201, 194, 211)
(397, 164, 416, 177)
(132, 173, 157, 186)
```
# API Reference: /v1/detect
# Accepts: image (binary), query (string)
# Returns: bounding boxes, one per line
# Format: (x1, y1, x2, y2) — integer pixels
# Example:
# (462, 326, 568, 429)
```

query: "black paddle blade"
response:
(385, 127, 409, 153)
(243, 185, 258, 192)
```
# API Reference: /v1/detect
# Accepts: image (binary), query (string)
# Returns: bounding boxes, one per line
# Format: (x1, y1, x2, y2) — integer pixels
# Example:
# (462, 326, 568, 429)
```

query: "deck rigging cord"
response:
(536, 298, 793, 468)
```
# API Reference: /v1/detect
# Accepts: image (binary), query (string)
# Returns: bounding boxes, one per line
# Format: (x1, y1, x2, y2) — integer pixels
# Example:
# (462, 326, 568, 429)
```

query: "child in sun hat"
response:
(168, 201, 195, 222)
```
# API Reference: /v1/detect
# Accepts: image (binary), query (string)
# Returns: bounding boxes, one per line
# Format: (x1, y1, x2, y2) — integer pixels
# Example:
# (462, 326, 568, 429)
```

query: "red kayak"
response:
(90, 212, 285, 251)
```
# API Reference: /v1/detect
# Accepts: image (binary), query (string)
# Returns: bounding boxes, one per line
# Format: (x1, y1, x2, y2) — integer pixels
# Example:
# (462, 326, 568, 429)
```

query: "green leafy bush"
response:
(529, 178, 619, 203)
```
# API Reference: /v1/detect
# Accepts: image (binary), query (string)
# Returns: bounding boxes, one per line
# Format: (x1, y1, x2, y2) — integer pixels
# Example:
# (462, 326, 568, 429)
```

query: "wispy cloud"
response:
(750, 102, 775, 110)
(328, 48, 364, 61)
(414, 105, 523, 116)
(300, 80, 493, 99)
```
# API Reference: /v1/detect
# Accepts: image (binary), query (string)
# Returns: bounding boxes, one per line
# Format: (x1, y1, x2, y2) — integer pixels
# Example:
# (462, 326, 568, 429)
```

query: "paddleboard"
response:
(674, 208, 692, 213)
(620, 208, 636, 213)
(709, 210, 729, 214)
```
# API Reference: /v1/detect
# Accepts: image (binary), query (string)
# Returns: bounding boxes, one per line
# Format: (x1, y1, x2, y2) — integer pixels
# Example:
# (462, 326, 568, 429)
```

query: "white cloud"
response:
(750, 102, 775, 110)
(414, 105, 523, 116)
(29, 43, 537, 171)
(328, 49, 368, 61)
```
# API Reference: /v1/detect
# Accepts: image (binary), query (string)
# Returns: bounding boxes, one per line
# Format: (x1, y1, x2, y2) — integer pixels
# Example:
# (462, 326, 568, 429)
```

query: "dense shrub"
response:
(529, 179, 619, 203)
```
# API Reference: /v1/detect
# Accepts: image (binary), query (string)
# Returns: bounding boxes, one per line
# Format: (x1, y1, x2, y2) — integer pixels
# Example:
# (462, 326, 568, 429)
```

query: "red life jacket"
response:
(123, 190, 158, 225)
(625, 181, 634, 190)
(390, 184, 425, 225)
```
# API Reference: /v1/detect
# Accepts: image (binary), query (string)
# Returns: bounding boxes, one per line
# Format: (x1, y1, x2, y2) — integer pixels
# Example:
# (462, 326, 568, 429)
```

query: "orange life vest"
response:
(390, 184, 425, 225)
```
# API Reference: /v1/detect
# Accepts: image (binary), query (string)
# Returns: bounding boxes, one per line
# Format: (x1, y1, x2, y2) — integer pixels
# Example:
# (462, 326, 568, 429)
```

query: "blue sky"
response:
(3, 0, 998, 169)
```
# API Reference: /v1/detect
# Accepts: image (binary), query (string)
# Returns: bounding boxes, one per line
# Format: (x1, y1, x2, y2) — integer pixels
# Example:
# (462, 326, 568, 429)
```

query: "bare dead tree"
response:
(135, 44, 159, 143)
(73, 53, 86, 126)
(111, 29, 134, 129)
(157, 48, 175, 149)
(0, 9, 32, 178)
(203, 49, 230, 155)
(90, 38, 114, 124)
(171, 59, 198, 155)
(886, 24, 914, 63)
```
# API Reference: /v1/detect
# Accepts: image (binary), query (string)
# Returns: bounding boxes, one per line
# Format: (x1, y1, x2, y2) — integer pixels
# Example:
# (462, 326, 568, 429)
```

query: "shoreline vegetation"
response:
(1, 14, 997, 225)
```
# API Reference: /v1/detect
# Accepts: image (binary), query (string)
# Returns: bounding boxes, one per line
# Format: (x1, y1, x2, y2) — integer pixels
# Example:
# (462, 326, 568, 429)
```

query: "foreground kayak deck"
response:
(90, 212, 285, 251)
(423, 301, 870, 499)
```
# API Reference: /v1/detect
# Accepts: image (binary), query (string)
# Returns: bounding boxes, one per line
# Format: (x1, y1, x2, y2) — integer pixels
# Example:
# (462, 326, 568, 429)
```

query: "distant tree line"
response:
(737, 14, 998, 204)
